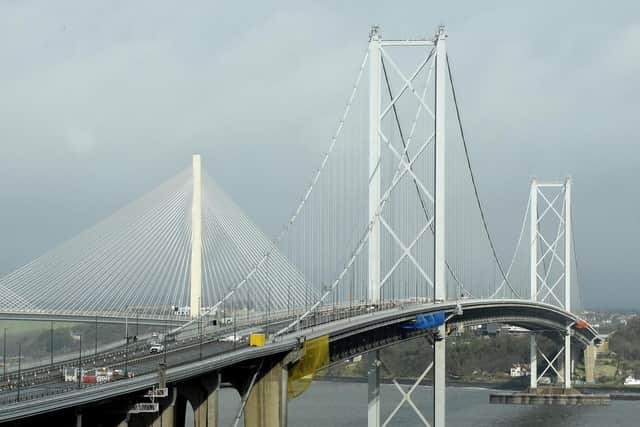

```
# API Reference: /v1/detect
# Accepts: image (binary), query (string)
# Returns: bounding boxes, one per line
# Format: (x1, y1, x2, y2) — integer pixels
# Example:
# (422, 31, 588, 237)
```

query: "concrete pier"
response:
(244, 362, 288, 427)
(584, 344, 597, 384)
(177, 373, 220, 427)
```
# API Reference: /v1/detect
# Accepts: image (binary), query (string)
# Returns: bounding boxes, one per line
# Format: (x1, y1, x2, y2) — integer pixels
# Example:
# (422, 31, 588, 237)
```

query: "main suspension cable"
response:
(446, 53, 521, 298)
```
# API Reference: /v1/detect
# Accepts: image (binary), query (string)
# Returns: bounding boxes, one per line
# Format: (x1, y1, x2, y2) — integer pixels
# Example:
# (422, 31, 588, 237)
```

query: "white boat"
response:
(624, 375, 640, 385)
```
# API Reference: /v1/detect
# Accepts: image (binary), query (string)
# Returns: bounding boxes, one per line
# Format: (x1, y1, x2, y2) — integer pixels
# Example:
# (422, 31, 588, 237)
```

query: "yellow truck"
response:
(249, 333, 266, 347)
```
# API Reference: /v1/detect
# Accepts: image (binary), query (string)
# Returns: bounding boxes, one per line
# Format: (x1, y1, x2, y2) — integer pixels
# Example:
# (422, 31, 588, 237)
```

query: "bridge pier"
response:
(433, 326, 446, 427)
(529, 336, 538, 389)
(176, 372, 220, 427)
(563, 333, 572, 388)
(244, 360, 288, 427)
(529, 333, 574, 389)
(151, 386, 177, 427)
(584, 343, 596, 384)
(122, 374, 219, 427)
(367, 351, 381, 426)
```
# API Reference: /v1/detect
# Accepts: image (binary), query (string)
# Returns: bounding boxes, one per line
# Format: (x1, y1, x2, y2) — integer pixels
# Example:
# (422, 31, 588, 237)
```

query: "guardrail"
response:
(0, 300, 424, 406)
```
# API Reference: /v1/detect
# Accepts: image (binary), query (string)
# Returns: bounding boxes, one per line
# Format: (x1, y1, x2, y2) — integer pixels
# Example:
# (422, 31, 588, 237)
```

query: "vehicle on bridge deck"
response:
(149, 343, 165, 353)
(249, 333, 266, 347)
(173, 306, 190, 316)
(64, 367, 126, 383)
(210, 317, 234, 326)
(220, 334, 243, 342)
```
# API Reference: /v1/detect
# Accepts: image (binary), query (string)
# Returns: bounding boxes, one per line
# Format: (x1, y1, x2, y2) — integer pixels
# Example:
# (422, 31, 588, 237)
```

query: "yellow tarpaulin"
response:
(287, 335, 329, 400)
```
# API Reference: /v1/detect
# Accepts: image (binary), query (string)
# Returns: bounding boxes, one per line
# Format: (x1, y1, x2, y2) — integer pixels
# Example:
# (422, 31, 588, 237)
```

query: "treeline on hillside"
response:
(609, 315, 640, 364)
(447, 334, 530, 377)
(326, 331, 553, 381)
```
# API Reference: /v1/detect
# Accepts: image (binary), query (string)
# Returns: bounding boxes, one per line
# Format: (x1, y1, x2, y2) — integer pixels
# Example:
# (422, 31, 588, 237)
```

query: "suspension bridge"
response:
(0, 26, 599, 427)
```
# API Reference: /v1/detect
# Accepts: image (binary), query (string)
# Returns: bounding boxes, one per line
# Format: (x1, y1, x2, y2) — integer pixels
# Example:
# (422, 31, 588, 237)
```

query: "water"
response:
(216, 381, 638, 426)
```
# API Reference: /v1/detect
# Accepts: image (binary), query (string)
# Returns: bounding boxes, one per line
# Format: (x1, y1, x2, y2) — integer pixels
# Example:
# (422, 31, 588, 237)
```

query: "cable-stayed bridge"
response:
(0, 161, 311, 323)
(0, 26, 599, 427)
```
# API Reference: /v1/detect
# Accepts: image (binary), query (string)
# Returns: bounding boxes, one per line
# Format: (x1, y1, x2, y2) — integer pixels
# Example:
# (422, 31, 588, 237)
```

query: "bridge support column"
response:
(433, 328, 446, 427)
(563, 178, 572, 390)
(151, 387, 177, 427)
(584, 344, 596, 384)
(114, 386, 176, 427)
(529, 179, 538, 390)
(177, 372, 220, 427)
(367, 350, 381, 427)
(116, 414, 131, 427)
(563, 334, 571, 389)
(529, 336, 537, 389)
(433, 25, 447, 427)
(244, 361, 288, 427)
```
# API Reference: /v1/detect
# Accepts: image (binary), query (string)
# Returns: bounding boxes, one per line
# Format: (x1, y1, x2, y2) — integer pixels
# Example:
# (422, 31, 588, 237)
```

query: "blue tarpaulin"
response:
(401, 312, 445, 330)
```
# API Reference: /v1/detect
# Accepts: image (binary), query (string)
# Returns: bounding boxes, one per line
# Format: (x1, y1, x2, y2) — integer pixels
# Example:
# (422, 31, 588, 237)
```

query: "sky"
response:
(0, 1, 639, 309)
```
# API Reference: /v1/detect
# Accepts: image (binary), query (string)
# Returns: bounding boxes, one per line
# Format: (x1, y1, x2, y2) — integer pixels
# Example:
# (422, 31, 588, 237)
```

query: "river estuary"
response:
(213, 381, 638, 426)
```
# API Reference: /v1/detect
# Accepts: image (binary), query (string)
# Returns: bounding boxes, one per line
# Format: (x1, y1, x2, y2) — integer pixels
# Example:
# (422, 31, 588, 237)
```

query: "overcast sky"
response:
(1, 1, 639, 309)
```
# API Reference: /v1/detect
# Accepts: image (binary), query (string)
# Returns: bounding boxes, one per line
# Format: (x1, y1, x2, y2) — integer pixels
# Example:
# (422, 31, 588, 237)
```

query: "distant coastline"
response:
(315, 375, 526, 391)
(315, 375, 640, 394)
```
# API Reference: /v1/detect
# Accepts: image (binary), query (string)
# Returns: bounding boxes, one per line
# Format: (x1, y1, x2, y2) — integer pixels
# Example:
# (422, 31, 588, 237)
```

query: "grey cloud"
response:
(1, 0, 639, 309)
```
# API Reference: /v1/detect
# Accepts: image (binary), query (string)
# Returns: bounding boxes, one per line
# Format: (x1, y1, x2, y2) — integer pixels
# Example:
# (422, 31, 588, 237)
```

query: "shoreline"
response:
(315, 376, 640, 395)
(315, 375, 526, 391)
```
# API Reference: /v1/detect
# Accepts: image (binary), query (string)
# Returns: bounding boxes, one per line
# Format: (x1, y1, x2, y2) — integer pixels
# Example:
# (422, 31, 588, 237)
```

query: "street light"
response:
(123, 307, 132, 378)
(94, 316, 98, 360)
(163, 321, 167, 365)
(50, 321, 54, 368)
(233, 294, 237, 350)
(266, 285, 271, 340)
(77, 335, 82, 389)
(198, 297, 203, 361)
(17, 343, 21, 402)
(3, 328, 6, 382)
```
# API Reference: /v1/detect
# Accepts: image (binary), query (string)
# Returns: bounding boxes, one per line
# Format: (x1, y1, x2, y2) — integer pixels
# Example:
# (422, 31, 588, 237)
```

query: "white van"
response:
(149, 343, 165, 353)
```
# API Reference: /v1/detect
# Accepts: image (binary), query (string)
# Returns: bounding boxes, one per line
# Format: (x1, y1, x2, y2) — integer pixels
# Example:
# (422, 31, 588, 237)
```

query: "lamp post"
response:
(198, 298, 203, 361)
(3, 328, 6, 381)
(163, 319, 167, 365)
(233, 294, 237, 350)
(266, 285, 271, 339)
(124, 310, 129, 378)
(77, 335, 82, 389)
(17, 343, 22, 402)
(50, 321, 54, 368)
(94, 316, 98, 360)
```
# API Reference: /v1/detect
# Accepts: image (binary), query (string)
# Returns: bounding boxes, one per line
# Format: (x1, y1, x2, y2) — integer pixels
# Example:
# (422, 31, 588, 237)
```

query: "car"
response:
(149, 343, 165, 353)
(220, 334, 242, 342)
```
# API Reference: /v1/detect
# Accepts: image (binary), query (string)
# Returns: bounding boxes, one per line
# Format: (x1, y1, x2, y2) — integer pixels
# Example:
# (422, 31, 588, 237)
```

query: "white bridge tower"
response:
(529, 177, 573, 388)
(366, 25, 448, 427)
(190, 154, 203, 318)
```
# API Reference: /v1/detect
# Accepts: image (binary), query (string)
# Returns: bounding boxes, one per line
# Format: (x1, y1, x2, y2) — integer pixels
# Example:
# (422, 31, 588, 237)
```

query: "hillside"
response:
(325, 330, 559, 384)
(608, 315, 640, 378)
